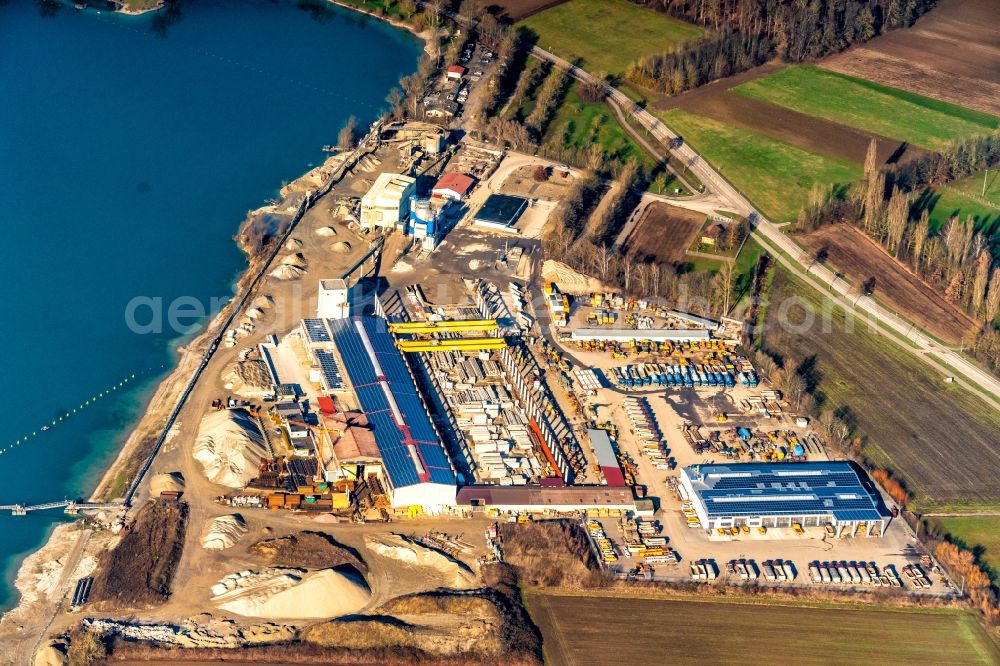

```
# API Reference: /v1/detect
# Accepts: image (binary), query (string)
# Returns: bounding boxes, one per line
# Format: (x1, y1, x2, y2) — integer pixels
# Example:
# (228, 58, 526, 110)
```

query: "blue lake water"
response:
(0, 0, 419, 610)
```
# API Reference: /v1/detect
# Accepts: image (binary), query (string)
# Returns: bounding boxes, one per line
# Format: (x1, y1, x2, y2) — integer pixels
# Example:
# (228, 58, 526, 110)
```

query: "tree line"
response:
(796, 133, 1000, 372)
(625, 0, 935, 94)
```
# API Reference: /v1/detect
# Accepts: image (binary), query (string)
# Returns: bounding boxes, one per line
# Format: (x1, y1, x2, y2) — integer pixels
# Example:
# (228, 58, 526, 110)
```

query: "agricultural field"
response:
(821, 0, 1000, 116)
(543, 81, 650, 166)
(525, 591, 1000, 665)
(796, 224, 978, 344)
(762, 268, 1000, 511)
(518, 0, 703, 75)
(917, 169, 1000, 235)
(733, 66, 999, 152)
(934, 516, 1000, 581)
(659, 110, 862, 222)
(623, 202, 704, 264)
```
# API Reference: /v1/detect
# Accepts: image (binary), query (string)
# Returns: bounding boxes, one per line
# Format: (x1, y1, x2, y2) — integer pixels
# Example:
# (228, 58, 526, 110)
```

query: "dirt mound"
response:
(251, 294, 273, 310)
(541, 259, 605, 294)
(33, 641, 66, 666)
(201, 514, 248, 550)
(315, 225, 338, 237)
(331, 241, 352, 253)
(281, 252, 307, 267)
(302, 572, 541, 661)
(149, 472, 184, 497)
(269, 264, 306, 280)
(222, 360, 271, 396)
(91, 501, 187, 608)
(211, 567, 370, 619)
(248, 531, 365, 571)
(499, 520, 599, 587)
(192, 409, 269, 488)
(364, 534, 475, 588)
(285, 238, 304, 251)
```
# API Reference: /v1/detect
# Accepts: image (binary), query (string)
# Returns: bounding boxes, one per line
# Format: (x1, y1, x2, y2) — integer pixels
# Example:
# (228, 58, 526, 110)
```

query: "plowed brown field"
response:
(797, 224, 977, 345)
(821, 0, 1000, 115)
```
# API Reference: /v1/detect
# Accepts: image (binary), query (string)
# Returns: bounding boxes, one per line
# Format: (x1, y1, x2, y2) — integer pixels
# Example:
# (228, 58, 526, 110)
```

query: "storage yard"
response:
(80, 121, 964, 658)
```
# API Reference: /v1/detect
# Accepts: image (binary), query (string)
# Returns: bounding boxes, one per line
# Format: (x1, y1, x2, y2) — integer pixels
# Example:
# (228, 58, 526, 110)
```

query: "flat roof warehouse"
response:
(472, 194, 528, 231)
(681, 461, 888, 535)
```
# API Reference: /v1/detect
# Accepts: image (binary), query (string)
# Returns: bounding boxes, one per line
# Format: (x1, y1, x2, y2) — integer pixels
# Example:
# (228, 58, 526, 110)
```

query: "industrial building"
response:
(432, 172, 475, 200)
(360, 173, 416, 232)
(300, 315, 458, 509)
(457, 485, 636, 513)
(471, 194, 528, 232)
(680, 462, 887, 537)
(587, 429, 626, 487)
(570, 328, 711, 343)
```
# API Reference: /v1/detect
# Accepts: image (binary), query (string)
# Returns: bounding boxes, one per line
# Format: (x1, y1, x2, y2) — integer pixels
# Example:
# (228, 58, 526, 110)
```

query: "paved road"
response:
(527, 44, 1000, 407)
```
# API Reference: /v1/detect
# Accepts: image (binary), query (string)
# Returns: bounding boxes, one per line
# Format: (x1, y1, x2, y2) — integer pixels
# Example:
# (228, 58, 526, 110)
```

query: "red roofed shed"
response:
(432, 172, 475, 201)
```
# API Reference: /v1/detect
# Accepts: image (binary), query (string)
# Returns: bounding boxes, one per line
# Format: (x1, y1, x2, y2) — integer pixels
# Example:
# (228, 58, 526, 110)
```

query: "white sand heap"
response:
(331, 241, 352, 253)
(269, 264, 306, 280)
(201, 514, 248, 550)
(315, 225, 338, 237)
(285, 238, 303, 250)
(150, 471, 185, 497)
(192, 409, 269, 488)
(245, 307, 265, 320)
(281, 252, 307, 267)
(364, 534, 475, 588)
(211, 567, 370, 620)
(251, 295, 274, 310)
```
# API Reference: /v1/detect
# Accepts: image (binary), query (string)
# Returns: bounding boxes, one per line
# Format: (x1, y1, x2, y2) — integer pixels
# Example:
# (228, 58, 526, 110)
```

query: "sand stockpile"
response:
(150, 472, 184, 497)
(331, 241, 352, 253)
(245, 307, 265, 320)
(364, 534, 475, 588)
(251, 295, 273, 310)
(269, 264, 305, 280)
(222, 360, 272, 396)
(33, 641, 66, 666)
(201, 514, 248, 550)
(211, 567, 370, 620)
(315, 225, 338, 237)
(192, 409, 269, 488)
(285, 238, 303, 251)
(281, 252, 307, 267)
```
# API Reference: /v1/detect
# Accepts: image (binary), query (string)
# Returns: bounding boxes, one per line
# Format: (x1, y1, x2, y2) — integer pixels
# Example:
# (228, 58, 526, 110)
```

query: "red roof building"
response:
(446, 65, 466, 79)
(432, 172, 475, 200)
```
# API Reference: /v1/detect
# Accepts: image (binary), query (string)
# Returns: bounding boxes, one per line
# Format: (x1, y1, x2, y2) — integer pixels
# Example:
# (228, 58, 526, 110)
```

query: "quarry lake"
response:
(0, 0, 419, 610)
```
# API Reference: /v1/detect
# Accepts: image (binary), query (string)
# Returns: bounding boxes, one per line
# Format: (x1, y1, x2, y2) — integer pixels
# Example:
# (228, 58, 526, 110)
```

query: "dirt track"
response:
(655, 63, 927, 167)
(797, 224, 978, 344)
(821, 0, 1000, 115)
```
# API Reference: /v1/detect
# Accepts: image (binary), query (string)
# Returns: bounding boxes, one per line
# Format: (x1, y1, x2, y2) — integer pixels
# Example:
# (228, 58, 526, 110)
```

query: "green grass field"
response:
(934, 516, 1000, 580)
(526, 591, 1000, 665)
(762, 268, 1000, 511)
(543, 81, 650, 166)
(918, 169, 1000, 234)
(660, 110, 862, 222)
(734, 66, 1000, 152)
(519, 0, 703, 75)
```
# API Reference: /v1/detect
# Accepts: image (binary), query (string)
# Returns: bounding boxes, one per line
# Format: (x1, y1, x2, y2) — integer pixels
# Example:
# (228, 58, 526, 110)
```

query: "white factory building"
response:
(360, 173, 416, 232)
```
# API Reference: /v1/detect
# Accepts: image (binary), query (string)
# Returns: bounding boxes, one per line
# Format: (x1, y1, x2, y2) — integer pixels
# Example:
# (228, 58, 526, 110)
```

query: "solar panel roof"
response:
(302, 318, 331, 344)
(328, 316, 455, 489)
(314, 349, 345, 390)
(683, 462, 883, 523)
